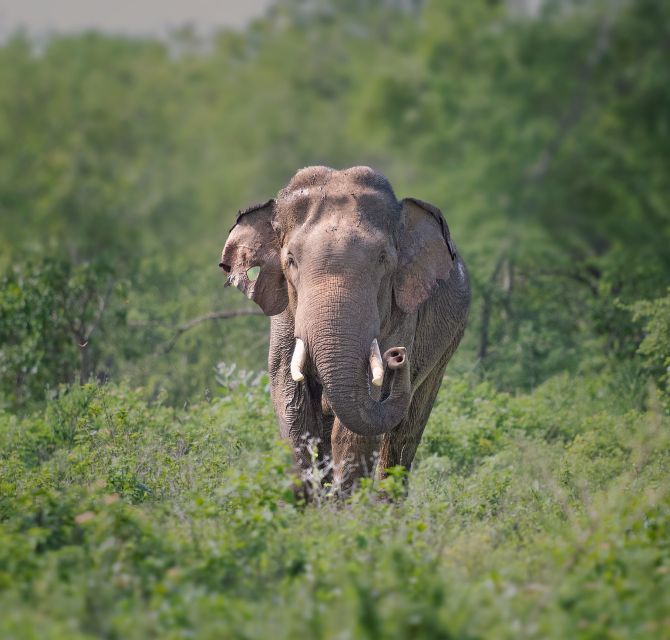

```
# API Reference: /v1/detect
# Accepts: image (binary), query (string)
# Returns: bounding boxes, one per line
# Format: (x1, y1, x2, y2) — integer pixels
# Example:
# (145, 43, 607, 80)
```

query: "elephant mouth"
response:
(290, 337, 397, 389)
(289, 336, 410, 437)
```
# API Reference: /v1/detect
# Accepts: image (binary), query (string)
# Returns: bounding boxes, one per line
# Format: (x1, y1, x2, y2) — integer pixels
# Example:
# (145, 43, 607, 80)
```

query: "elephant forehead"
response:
(277, 186, 400, 231)
(288, 216, 391, 258)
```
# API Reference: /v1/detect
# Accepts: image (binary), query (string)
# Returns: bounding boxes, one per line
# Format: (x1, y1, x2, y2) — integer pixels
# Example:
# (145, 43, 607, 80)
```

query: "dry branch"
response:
(162, 308, 264, 353)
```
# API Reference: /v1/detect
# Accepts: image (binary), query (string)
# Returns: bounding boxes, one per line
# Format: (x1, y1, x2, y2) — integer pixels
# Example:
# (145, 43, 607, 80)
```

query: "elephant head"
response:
(220, 166, 455, 437)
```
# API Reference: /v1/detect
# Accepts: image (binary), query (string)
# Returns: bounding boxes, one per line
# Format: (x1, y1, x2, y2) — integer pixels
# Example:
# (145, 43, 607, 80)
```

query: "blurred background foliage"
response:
(0, 0, 668, 408)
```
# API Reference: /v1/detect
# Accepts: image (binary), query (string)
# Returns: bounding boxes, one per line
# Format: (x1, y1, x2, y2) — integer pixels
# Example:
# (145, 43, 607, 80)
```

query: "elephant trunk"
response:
(298, 288, 411, 437)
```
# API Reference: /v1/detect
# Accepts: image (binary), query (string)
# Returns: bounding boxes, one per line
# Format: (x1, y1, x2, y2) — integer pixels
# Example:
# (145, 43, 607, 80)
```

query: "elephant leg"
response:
(318, 411, 335, 484)
(377, 359, 449, 477)
(281, 382, 337, 500)
(331, 418, 381, 494)
(269, 313, 331, 498)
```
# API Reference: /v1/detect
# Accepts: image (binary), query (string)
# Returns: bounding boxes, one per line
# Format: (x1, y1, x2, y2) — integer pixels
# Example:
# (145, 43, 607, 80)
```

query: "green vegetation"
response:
(1, 0, 669, 637)
(0, 374, 668, 638)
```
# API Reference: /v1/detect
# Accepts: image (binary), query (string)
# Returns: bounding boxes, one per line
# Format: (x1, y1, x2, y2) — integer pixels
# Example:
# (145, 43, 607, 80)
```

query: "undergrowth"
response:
(1, 370, 668, 639)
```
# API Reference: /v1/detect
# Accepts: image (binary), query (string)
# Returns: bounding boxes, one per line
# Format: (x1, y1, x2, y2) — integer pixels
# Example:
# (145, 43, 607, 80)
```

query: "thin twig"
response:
(83, 277, 114, 343)
(162, 309, 265, 353)
(478, 252, 506, 362)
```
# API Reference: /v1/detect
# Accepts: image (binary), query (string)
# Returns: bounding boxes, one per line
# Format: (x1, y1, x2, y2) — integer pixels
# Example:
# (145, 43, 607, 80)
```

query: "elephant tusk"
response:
(290, 338, 306, 382)
(369, 338, 384, 387)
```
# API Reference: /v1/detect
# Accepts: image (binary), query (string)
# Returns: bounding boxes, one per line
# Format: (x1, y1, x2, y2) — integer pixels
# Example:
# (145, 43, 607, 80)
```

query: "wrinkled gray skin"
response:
(220, 166, 470, 494)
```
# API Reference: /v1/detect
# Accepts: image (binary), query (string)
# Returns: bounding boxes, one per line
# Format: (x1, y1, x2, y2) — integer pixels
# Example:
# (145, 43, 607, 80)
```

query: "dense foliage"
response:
(1, 0, 668, 402)
(1, 0, 669, 636)
(0, 374, 668, 638)
(0, 258, 127, 408)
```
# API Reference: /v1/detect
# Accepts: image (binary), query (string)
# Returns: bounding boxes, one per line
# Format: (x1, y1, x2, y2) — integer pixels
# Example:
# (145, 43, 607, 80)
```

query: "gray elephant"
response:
(220, 166, 470, 494)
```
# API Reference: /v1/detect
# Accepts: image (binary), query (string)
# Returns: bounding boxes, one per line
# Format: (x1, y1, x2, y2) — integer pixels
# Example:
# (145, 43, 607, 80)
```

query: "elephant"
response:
(220, 166, 470, 494)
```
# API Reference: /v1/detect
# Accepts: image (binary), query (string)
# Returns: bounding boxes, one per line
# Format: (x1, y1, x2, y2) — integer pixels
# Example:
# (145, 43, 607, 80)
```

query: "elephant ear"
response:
(393, 197, 456, 314)
(219, 199, 288, 316)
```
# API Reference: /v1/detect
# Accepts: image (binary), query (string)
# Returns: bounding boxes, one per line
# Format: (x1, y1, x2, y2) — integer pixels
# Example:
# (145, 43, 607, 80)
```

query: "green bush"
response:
(631, 288, 670, 409)
(0, 258, 126, 409)
(1, 373, 668, 638)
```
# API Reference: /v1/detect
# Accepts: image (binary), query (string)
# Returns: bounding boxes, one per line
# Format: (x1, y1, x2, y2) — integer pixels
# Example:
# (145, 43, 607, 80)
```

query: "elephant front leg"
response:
(269, 313, 332, 499)
(274, 381, 333, 499)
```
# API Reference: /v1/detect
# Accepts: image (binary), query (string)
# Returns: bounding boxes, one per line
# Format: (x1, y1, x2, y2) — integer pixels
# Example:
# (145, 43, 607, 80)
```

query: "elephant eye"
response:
(286, 254, 297, 269)
(378, 252, 387, 265)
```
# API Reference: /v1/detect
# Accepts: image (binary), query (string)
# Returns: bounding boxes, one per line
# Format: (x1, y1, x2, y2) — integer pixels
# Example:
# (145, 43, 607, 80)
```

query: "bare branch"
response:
(535, 268, 600, 296)
(478, 252, 507, 362)
(83, 277, 114, 343)
(162, 308, 265, 354)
